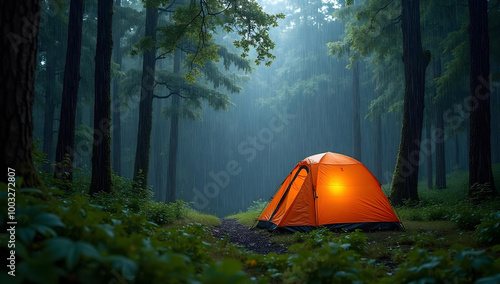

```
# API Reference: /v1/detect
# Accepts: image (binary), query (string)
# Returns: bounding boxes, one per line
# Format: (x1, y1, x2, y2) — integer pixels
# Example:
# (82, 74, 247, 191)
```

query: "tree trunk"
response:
(373, 86, 383, 182)
(374, 114, 382, 182)
(76, 94, 83, 126)
(454, 131, 460, 169)
(426, 121, 433, 190)
(133, 6, 158, 189)
(352, 60, 362, 161)
(43, 51, 56, 172)
(435, 100, 446, 189)
(467, 0, 497, 199)
(0, 0, 43, 188)
(54, 0, 84, 181)
(434, 58, 446, 189)
(90, 0, 113, 195)
(166, 48, 181, 203)
(112, 0, 122, 176)
(390, 0, 429, 206)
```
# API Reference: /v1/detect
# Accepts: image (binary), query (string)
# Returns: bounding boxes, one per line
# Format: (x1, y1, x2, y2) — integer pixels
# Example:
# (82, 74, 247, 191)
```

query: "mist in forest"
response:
(29, 0, 500, 217)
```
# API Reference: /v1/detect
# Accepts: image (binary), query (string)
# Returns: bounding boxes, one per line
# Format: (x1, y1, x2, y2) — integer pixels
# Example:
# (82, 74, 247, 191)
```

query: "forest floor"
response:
(210, 218, 288, 255)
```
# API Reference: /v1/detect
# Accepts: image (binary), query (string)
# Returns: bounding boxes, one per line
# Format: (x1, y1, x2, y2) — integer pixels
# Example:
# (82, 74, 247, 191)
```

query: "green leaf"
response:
(30, 224, 57, 237)
(105, 255, 138, 281)
(19, 188, 44, 194)
(95, 224, 115, 239)
(46, 237, 73, 261)
(17, 227, 36, 244)
(33, 213, 65, 228)
(476, 273, 500, 284)
(46, 238, 101, 270)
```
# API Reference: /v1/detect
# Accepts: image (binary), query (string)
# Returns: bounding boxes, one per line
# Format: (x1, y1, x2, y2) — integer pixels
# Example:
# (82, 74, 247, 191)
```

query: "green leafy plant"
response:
(476, 211, 500, 245)
(292, 228, 367, 254)
(389, 247, 500, 284)
(452, 203, 484, 231)
(285, 242, 376, 283)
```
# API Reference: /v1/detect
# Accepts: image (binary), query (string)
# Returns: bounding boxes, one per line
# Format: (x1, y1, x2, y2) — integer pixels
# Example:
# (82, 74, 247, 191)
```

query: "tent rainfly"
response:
(256, 152, 403, 232)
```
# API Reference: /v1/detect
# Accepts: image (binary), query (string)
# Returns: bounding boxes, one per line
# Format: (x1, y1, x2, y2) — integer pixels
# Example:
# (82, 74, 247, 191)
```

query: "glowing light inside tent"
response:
(327, 172, 346, 196)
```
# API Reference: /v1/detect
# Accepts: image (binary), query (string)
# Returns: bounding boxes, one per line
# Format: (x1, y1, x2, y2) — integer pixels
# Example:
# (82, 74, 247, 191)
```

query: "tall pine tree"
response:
(54, 0, 85, 181)
(1, 0, 44, 188)
(467, 0, 497, 200)
(90, 0, 114, 194)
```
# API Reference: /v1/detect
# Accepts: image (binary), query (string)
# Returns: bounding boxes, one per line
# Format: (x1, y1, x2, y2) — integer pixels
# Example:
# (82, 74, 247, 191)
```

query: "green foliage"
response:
(476, 212, 500, 245)
(390, 248, 500, 284)
(244, 252, 290, 280)
(398, 204, 451, 222)
(292, 228, 367, 254)
(285, 242, 376, 283)
(258, 74, 330, 107)
(142, 199, 189, 225)
(32, 137, 49, 170)
(395, 232, 442, 249)
(137, 0, 284, 68)
(0, 187, 244, 283)
(155, 69, 234, 119)
(452, 203, 484, 231)
(436, 22, 469, 99)
(226, 199, 267, 226)
(246, 199, 267, 213)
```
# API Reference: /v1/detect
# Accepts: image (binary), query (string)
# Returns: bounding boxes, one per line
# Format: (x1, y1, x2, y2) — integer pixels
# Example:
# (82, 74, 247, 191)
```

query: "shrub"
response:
(476, 211, 500, 245)
(397, 206, 426, 221)
(390, 247, 500, 284)
(292, 228, 367, 254)
(396, 232, 439, 249)
(425, 205, 450, 221)
(246, 199, 267, 212)
(0, 187, 245, 284)
(142, 199, 189, 225)
(452, 203, 484, 231)
(285, 242, 376, 283)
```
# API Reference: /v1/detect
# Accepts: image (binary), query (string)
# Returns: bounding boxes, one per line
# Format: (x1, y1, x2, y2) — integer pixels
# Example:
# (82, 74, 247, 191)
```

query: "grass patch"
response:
(226, 199, 267, 226)
(169, 210, 221, 227)
(226, 211, 260, 227)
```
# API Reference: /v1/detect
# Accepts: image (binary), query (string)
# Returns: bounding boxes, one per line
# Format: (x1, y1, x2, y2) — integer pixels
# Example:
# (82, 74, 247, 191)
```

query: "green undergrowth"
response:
(0, 185, 243, 283)
(223, 165, 500, 283)
(1, 164, 499, 283)
(226, 199, 267, 227)
(395, 165, 500, 233)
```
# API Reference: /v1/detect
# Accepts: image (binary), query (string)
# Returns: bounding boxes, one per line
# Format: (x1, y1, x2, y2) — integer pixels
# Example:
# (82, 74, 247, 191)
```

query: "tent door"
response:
(268, 165, 309, 221)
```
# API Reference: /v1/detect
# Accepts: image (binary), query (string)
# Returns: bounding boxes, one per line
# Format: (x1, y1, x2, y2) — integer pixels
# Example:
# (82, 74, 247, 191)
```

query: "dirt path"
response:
(211, 219, 288, 255)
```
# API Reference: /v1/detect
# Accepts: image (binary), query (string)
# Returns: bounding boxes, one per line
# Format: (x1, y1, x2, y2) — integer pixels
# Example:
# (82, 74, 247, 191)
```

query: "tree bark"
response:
(374, 114, 383, 181)
(166, 48, 181, 203)
(390, 0, 429, 206)
(467, 0, 497, 199)
(54, 0, 84, 181)
(373, 85, 383, 182)
(0, 0, 43, 188)
(90, 0, 114, 194)
(112, 0, 122, 176)
(435, 100, 446, 189)
(352, 60, 362, 161)
(133, 6, 158, 189)
(454, 131, 460, 169)
(434, 58, 446, 189)
(426, 121, 433, 190)
(43, 50, 56, 172)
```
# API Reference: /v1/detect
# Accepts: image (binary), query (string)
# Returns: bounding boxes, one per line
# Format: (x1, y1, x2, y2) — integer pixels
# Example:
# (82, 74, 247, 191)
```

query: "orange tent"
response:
(256, 152, 403, 232)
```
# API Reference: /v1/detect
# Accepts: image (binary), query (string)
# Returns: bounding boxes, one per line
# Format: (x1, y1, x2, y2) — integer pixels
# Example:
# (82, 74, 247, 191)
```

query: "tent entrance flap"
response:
(268, 165, 309, 222)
